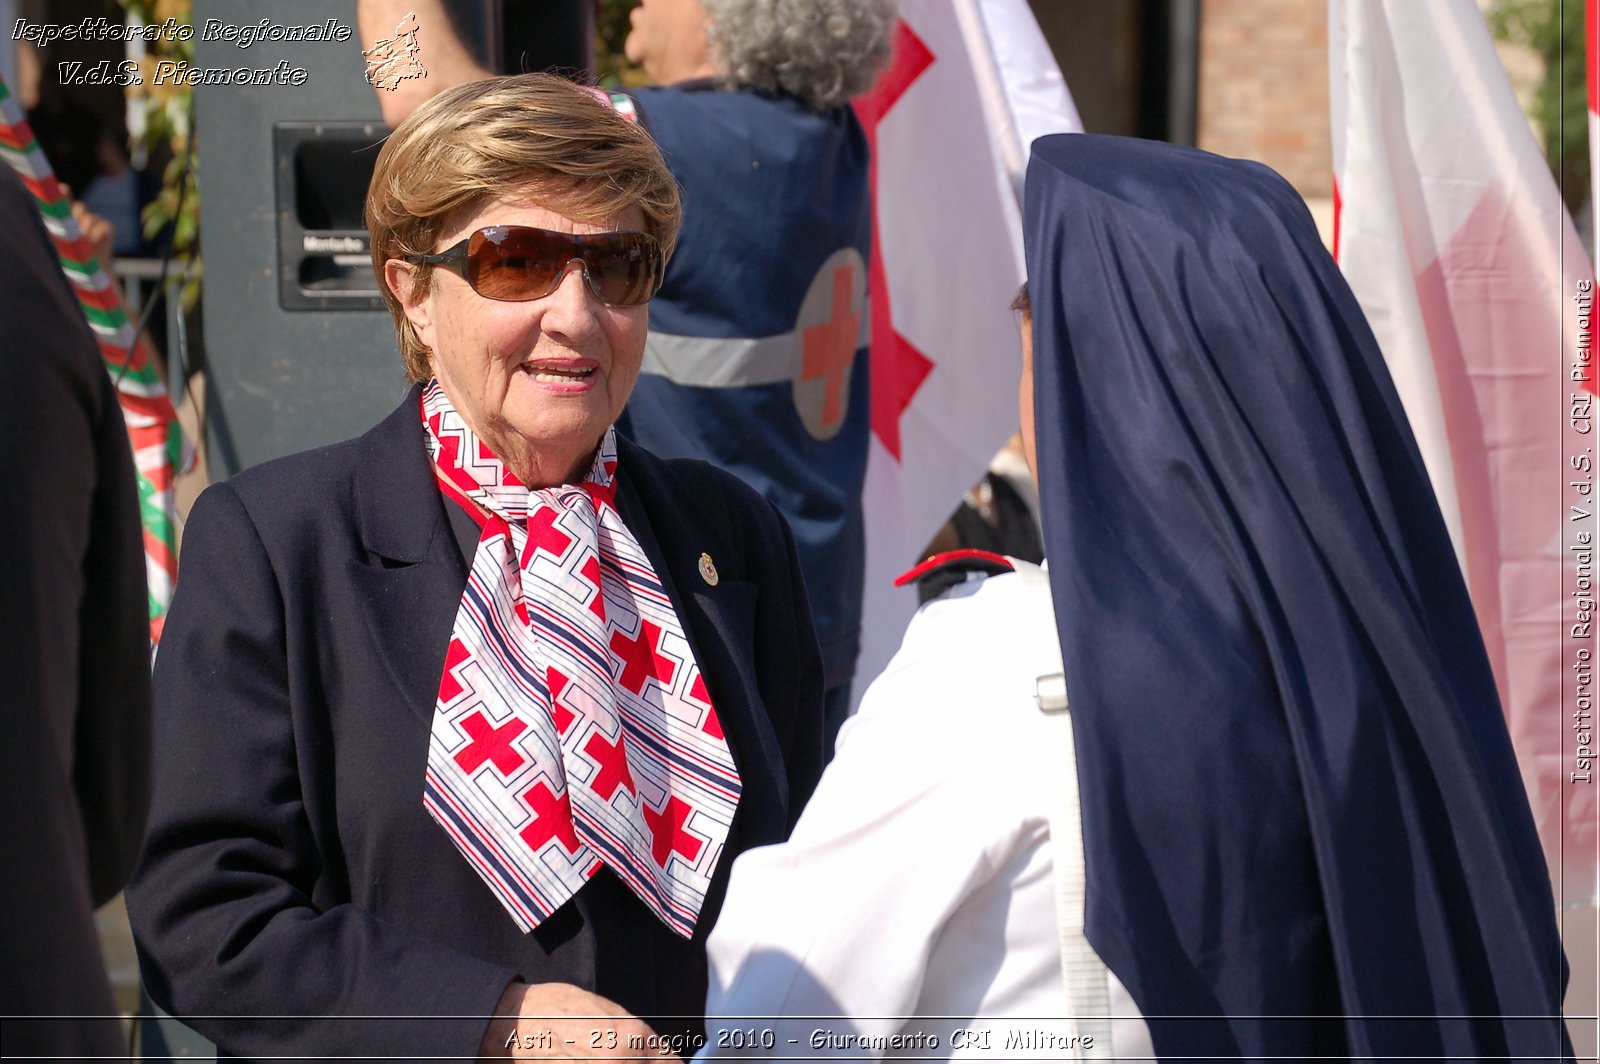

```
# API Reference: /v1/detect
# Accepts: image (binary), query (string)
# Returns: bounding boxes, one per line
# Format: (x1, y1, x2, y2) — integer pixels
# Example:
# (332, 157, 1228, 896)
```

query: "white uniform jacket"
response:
(697, 563, 1152, 1061)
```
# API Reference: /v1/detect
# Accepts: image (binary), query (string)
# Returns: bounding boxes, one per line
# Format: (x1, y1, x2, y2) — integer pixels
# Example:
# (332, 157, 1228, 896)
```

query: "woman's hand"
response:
(480, 982, 679, 1062)
(69, 195, 115, 273)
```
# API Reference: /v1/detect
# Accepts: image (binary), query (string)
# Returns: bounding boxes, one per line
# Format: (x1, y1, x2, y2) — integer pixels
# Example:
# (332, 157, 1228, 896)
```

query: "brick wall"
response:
(1198, 0, 1332, 202)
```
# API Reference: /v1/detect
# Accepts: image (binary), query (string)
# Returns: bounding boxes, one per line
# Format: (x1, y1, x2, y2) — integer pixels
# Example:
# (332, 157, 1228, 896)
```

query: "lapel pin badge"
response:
(698, 552, 719, 586)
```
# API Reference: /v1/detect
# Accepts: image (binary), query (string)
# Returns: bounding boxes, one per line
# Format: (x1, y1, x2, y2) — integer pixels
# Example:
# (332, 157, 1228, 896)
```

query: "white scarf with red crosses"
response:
(419, 380, 740, 936)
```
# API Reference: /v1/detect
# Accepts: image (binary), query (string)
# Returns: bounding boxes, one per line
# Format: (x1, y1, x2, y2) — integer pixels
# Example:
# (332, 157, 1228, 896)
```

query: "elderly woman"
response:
(359, 0, 896, 756)
(127, 74, 823, 1062)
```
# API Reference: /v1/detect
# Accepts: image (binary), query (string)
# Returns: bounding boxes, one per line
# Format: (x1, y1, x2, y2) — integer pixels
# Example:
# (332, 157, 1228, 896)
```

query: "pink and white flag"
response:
(851, 0, 1080, 694)
(1329, 0, 1598, 910)
(1589, 0, 1598, 263)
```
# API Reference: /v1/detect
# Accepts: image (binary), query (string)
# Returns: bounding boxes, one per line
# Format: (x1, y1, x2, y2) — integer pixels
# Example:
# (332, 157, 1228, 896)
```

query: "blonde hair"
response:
(366, 73, 682, 382)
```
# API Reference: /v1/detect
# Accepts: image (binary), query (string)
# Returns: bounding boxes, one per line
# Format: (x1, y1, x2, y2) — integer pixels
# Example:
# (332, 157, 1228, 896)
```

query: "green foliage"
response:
(118, 0, 199, 311)
(595, 0, 648, 88)
(1489, 0, 1592, 217)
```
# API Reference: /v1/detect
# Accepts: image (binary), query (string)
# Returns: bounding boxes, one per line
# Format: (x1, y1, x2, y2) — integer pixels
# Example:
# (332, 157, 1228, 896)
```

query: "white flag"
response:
(1329, 0, 1598, 911)
(1590, 0, 1598, 263)
(851, 0, 1081, 696)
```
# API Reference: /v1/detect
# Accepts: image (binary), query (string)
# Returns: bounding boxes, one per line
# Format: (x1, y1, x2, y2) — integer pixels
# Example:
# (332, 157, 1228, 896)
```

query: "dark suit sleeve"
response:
(127, 482, 517, 1060)
(0, 166, 149, 1056)
(746, 492, 826, 825)
(75, 368, 154, 906)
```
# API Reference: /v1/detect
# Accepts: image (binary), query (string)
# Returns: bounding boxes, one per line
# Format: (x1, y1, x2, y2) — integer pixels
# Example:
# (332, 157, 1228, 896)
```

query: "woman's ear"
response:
(385, 259, 434, 345)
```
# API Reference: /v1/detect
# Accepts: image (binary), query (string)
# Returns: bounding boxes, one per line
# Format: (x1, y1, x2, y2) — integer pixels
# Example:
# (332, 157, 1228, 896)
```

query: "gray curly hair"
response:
(702, 0, 898, 111)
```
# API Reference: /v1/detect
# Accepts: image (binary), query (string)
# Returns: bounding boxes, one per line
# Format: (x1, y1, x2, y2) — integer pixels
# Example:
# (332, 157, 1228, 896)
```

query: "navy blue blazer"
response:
(127, 388, 824, 1062)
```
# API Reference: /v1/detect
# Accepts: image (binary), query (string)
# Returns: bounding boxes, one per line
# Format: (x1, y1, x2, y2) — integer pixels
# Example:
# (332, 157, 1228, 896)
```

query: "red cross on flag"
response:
(851, 0, 1081, 693)
(1329, 0, 1598, 921)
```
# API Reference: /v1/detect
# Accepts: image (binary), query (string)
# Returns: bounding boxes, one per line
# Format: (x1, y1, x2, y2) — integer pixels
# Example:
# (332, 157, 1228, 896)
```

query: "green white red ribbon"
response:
(0, 71, 188, 646)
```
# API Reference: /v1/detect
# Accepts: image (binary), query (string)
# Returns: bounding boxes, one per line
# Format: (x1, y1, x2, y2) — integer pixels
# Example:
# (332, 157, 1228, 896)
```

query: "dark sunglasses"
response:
(404, 225, 664, 306)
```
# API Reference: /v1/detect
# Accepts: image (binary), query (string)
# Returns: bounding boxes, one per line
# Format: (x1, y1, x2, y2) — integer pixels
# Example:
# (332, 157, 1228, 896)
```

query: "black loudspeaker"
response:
(195, 0, 593, 477)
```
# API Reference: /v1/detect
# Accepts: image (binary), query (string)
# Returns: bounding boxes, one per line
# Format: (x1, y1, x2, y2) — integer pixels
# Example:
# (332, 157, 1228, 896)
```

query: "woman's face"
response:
(389, 196, 650, 487)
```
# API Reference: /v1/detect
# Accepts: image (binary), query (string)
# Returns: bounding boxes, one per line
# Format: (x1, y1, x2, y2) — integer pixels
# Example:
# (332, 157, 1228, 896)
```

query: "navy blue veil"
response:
(1025, 134, 1568, 1061)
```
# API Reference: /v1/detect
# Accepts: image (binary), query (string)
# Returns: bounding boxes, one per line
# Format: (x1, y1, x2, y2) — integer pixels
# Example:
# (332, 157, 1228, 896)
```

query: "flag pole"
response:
(0, 71, 187, 648)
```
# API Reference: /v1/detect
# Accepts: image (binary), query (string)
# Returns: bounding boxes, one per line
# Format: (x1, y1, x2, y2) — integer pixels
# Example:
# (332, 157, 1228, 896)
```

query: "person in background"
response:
(359, 0, 897, 755)
(82, 122, 153, 258)
(0, 163, 152, 1058)
(16, 39, 152, 261)
(127, 74, 823, 1061)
